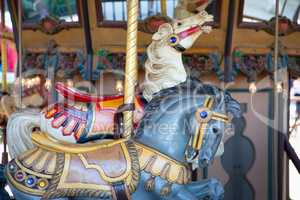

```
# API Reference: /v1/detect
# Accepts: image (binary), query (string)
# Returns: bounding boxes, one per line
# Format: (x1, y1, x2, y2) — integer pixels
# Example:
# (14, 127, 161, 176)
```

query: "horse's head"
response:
(143, 11, 213, 101)
(138, 79, 241, 168)
(152, 10, 213, 54)
(183, 82, 241, 168)
(185, 95, 229, 168)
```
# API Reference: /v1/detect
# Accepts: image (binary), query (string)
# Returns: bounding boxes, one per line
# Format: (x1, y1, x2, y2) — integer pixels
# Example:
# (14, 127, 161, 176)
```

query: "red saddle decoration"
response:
(55, 82, 124, 103)
(44, 83, 145, 143)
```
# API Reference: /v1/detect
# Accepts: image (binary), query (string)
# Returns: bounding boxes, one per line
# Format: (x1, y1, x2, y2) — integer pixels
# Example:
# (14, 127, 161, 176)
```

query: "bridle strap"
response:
(170, 26, 202, 52)
(191, 96, 229, 151)
(192, 96, 213, 150)
(173, 44, 186, 52)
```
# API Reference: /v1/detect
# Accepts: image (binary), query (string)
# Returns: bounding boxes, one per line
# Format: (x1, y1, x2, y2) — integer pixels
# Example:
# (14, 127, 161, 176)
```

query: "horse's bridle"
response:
(167, 26, 202, 52)
(189, 96, 229, 159)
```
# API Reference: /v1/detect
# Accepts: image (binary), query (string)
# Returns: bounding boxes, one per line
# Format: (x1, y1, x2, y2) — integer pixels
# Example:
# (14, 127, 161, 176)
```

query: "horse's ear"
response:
(152, 23, 173, 41)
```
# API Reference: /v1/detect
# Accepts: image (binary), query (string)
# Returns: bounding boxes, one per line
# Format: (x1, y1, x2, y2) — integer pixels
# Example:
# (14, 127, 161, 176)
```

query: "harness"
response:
(191, 96, 229, 157)
(167, 26, 202, 52)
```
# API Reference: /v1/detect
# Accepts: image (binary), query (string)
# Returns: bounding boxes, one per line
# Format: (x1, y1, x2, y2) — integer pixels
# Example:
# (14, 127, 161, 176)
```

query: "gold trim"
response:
(32, 131, 127, 153)
(57, 142, 132, 190)
(57, 154, 111, 191)
(15, 159, 52, 179)
(135, 143, 182, 166)
(78, 143, 131, 183)
(192, 123, 208, 150)
(43, 141, 140, 199)
(135, 143, 190, 184)
(6, 168, 45, 196)
(195, 107, 213, 123)
(168, 34, 180, 46)
(212, 112, 229, 123)
(204, 96, 214, 108)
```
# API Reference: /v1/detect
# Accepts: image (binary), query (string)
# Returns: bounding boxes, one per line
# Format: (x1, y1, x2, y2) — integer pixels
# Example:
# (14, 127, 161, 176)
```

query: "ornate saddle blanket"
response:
(6, 132, 140, 199)
(41, 83, 145, 144)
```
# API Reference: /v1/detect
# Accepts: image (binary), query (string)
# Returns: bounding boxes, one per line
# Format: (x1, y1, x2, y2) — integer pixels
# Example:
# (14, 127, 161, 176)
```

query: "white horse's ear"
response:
(152, 23, 173, 41)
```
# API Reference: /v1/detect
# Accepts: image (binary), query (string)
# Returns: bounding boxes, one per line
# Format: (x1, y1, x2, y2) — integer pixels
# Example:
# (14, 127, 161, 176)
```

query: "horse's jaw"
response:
(172, 11, 213, 50)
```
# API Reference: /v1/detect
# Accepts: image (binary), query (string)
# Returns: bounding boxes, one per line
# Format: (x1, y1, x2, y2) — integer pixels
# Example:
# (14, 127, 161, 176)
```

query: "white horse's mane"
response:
(143, 37, 187, 101)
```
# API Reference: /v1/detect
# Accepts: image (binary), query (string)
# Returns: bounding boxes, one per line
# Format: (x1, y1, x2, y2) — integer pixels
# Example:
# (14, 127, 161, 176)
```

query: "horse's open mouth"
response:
(177, 25, 202, 40)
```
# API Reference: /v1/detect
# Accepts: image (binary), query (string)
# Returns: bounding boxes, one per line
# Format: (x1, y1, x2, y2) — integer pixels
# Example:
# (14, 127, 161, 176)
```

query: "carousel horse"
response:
(7, 8, 214, 157)
(6, 78, 240, 200)
(5, 6, 241, 200)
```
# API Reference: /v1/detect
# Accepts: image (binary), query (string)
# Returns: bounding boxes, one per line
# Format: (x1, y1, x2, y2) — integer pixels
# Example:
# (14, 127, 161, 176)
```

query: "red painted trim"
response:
(177, 26, 201, 40)
(195, 0, 209, 7)
(55, 82, 124, 103)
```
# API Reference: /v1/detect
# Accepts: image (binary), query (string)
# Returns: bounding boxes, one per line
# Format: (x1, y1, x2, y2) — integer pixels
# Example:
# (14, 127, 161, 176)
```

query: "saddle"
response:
(43, 83, 145, 143)
(6, 132, 140, 200)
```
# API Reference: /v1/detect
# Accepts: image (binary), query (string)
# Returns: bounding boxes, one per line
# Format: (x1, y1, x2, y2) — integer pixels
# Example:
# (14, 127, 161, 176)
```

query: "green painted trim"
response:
(227, 88, 274, 200)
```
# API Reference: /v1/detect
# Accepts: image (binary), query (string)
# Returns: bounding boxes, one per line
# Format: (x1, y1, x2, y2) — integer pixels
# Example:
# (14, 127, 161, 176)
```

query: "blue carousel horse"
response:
(5, 78, 241, 200)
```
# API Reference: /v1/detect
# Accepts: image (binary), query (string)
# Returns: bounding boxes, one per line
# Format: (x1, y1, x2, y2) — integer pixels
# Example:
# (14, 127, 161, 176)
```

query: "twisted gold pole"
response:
(160, 0, 167, 16)
(123, 0, 139, 139)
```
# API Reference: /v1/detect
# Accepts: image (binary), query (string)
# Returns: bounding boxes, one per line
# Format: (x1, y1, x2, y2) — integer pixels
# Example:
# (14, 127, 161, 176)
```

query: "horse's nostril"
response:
(178, 22, 182, 26)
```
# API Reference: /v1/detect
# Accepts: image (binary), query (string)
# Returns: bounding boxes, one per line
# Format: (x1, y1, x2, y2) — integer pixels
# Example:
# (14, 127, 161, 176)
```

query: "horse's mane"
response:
(143, 39, 187, 101)
(144, 78, 241, 118)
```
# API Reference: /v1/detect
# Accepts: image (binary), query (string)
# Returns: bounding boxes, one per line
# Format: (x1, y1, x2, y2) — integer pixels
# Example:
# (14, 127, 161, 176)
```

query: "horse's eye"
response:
(212, 127, 219, 134)
(177, 22, 182, 26)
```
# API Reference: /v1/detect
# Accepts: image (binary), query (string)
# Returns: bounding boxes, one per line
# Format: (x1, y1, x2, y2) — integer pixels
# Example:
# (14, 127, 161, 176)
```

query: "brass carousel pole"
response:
(123, 0, 139, 139)
(160, 0, 167, 16)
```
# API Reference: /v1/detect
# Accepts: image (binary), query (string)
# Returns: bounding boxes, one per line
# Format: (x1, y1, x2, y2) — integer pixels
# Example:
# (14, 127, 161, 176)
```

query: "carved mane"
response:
(143, 33, 187, 101)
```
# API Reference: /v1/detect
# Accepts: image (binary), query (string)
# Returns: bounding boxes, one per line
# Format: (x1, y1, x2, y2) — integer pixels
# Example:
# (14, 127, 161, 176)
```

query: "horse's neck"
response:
(135, 120, 189, 163)
(135, 97, 194, 163)
(143, 52, 187, 101)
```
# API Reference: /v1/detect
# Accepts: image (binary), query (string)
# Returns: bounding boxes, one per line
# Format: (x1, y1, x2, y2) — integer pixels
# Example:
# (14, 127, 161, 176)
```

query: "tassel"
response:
(160, 183, 172, 197)
(144, 176, 156, 192)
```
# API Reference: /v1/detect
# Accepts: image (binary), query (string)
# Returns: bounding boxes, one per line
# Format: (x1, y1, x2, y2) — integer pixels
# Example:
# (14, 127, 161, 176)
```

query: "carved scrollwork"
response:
(37, 16, 65, 35)
(263, 16, 299, 36)
(183, 53, 225, 81)
(233, 51, 268, 82)
(22, 40, 84, 80)
(93, 50, 226, 81)
(233, 50, 300, 81)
